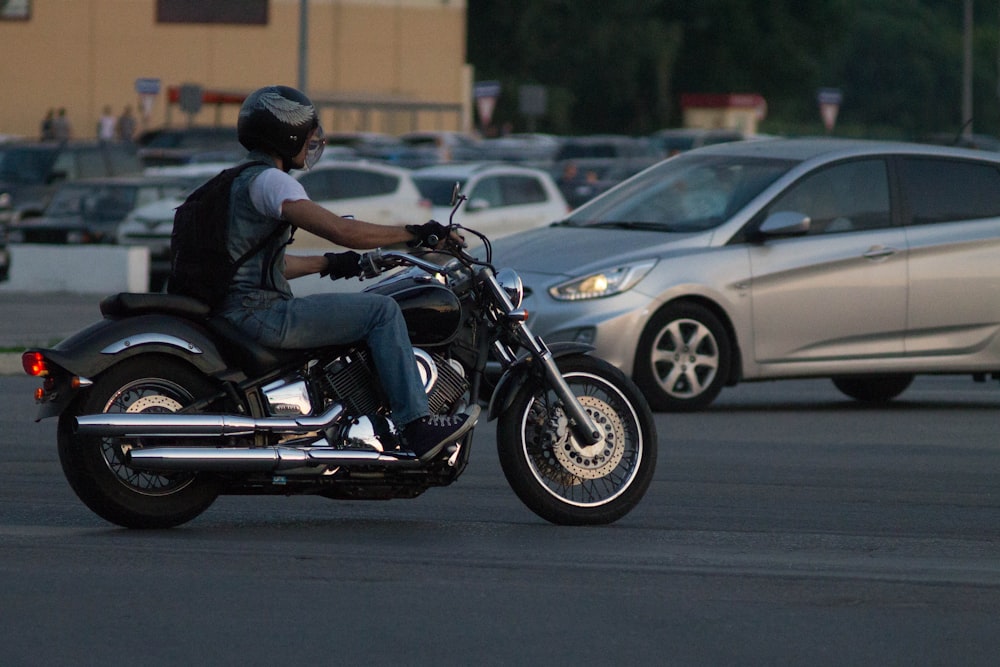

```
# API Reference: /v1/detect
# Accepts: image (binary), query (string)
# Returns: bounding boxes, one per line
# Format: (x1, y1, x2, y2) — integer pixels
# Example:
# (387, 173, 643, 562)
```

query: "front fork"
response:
(482, 267, 603, 448)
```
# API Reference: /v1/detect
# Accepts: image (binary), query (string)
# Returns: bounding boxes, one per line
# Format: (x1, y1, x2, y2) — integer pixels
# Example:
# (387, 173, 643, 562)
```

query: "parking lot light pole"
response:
(298, 0, 309, 95)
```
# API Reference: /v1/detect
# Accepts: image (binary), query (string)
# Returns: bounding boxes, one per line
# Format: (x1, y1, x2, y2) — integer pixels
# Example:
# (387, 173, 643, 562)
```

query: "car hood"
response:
(488, 224, 711, 278)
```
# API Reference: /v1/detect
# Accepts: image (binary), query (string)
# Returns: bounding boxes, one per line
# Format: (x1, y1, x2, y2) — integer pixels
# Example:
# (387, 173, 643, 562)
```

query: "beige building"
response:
(0, 0, 470, 140)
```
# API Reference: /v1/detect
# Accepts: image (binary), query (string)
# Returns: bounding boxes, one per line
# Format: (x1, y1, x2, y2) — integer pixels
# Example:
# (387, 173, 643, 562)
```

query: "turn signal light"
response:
(22, 351, 48, 377)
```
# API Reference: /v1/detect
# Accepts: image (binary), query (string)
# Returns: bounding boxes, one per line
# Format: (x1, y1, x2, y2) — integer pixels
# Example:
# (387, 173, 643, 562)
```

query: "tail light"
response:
(22, 351, 48, 377)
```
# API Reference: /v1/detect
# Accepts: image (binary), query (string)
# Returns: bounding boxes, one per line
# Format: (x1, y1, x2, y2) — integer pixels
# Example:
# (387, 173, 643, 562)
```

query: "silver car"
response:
(491, 138, 1000, 410)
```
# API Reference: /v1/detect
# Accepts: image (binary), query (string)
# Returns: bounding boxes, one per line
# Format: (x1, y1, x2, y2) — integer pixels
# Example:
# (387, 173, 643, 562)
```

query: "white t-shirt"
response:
(248, 168, 309, 220)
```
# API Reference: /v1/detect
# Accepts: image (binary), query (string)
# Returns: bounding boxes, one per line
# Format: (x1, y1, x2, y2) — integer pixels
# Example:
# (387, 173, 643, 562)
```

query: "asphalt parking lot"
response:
(0, 291, 102, 374)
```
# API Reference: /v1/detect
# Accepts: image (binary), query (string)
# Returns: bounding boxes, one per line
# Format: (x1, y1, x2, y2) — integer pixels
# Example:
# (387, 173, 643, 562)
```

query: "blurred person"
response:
(53, 108, 72, 141)
(116, 106, 136, 143)
(97, 105, 116, 142)
(40, 108, 55, 140)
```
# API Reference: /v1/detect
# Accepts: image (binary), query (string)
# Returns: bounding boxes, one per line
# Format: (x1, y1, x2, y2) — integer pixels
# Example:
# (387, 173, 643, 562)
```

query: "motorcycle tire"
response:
(497, 354, 657, 525)
(57, 354, 221, 529)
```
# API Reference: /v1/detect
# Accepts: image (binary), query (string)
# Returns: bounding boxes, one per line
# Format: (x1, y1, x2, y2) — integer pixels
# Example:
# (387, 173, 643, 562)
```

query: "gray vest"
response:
(223, 152, 294, 307)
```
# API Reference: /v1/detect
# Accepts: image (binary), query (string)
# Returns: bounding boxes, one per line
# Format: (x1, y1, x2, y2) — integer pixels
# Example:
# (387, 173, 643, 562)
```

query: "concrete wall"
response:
(0, 245, 150, 294)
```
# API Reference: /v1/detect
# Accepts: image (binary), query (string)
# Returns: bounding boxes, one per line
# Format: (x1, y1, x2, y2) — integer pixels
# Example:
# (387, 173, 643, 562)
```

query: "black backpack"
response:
(167, 160, 287, 308)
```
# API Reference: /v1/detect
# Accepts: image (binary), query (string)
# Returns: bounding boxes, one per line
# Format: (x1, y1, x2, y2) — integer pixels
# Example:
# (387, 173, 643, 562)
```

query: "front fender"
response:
(486, 342, 594, 421)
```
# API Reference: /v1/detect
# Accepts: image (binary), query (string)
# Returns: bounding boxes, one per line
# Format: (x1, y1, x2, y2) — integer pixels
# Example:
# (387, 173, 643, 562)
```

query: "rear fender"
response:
(486, 342, 594, 421)
(30, 315, 234, 420)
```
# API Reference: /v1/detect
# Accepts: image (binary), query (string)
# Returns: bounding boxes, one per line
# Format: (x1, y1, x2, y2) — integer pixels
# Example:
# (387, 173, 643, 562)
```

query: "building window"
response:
(156, 0, 268, 25)
(0, 0, 31, 21)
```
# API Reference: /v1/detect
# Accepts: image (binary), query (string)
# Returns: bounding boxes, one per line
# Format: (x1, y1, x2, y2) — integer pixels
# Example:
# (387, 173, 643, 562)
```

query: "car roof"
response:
(412, 162, 550, 178)
(54, 174, 187, 187)
(689, 136, 1000, 163)
(297, 159, 413, 175)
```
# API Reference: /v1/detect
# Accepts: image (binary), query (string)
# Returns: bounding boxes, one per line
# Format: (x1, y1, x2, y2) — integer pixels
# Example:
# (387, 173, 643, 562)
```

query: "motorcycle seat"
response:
(206, 315, 308, 376)
(100, 292, 211, 319)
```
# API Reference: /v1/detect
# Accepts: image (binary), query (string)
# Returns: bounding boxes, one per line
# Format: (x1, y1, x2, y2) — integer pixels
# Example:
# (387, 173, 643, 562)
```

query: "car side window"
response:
(301, 169, 398, 201)
(898, 157, 1000, 225)
(500, 175, 547, 205)
(767, 159, 890, 234)
(76, 148, 110, 179)
(469, 176, 503, 207)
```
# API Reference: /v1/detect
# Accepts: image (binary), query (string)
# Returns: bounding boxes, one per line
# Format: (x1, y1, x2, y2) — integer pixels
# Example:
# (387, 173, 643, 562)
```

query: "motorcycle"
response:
(22, 185, 657, 528)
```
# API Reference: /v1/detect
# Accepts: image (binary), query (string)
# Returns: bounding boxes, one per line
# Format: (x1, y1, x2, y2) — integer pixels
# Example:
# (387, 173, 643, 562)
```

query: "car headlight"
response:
(549, 259, 657, 301)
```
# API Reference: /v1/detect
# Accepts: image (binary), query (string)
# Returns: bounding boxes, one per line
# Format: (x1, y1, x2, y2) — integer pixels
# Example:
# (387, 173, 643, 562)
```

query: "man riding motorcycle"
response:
(214, 85, 476, 459)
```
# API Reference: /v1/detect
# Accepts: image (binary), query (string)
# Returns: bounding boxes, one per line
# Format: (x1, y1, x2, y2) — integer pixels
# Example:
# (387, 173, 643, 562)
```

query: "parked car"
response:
(553, 135, 659, 162)
(116, 163, 239, 288)
(490, 138, 1000, 410)
(0, 227, 8, 282)
(413, 162, 569, 241)
(553, 156, 660, 208)
(135, 126, 244, 167)
(0, 140, 141, 225)
(651, 128, 753, 156)
(293, 160, 432, 248)
(8, 175, 188, 245)
(386, 131, 484, 168)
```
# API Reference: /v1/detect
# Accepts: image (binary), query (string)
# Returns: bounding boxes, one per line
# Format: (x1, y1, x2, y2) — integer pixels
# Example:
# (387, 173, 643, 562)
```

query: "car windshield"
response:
(561, 153, 796, 232)
(0, 146, 57, 184)
(413, 177, 467, 206)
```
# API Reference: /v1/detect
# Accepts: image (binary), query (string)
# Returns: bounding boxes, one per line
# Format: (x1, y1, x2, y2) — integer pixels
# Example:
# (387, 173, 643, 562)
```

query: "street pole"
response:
(963, 0, 973, 138)
(298, 0, 309, 95)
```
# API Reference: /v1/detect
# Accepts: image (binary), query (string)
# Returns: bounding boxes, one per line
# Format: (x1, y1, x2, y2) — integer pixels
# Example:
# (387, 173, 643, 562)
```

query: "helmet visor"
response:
(305, 125, 326, 169)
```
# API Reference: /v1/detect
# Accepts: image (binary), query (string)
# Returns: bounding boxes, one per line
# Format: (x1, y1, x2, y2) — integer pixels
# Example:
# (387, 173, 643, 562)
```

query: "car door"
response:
(896, 156, 1000, 357)
(748, 157, 908, 366)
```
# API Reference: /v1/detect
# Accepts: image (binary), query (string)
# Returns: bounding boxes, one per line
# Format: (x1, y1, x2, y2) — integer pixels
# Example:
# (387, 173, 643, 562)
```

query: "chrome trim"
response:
(101, 333, 203, 355)
(127, 445, 416, 472)
(75, 403, 345, 437)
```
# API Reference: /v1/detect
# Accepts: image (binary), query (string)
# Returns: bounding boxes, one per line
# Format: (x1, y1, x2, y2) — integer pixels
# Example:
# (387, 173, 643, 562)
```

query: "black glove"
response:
(321, 251, 362, 280)
(405, 220, 449, 248)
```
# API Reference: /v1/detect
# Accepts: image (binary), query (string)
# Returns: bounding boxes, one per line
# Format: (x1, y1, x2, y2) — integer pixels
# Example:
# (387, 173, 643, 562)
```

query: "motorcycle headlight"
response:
(549, 259, 657, 301)
(495, 268, 524, 308)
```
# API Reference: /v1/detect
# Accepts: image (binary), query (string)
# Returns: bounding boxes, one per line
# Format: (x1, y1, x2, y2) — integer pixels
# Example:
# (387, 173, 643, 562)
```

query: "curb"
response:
(1, 353, 23, 376)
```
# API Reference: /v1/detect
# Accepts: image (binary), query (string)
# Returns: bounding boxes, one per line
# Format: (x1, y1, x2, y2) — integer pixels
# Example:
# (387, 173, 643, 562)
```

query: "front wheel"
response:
(58, 355, 221, 528)
(497, 355, 657, 525)
(832, 374, 913, 403)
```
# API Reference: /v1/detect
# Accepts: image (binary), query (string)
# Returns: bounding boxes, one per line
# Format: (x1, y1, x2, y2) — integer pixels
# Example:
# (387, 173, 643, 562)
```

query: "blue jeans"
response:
(220, 291, 429, 426)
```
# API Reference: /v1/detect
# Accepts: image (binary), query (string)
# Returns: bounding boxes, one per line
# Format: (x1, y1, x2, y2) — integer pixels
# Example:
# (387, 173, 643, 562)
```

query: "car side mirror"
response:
(759, 210, 810, 237)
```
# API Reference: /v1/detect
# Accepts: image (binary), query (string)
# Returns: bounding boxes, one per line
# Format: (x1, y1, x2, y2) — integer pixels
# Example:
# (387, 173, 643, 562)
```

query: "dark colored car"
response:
(8, 175, 188, 244)
(135, 126, 244, 167)
(0, 141, 142, 225)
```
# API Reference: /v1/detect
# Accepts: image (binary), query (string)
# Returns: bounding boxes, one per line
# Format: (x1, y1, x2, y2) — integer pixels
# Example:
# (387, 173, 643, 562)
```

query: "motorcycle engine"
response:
(318, 347, 469, 449)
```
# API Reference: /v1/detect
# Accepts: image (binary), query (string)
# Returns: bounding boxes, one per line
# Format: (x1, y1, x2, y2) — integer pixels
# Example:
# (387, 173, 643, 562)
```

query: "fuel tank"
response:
(366, 273, 462, 346)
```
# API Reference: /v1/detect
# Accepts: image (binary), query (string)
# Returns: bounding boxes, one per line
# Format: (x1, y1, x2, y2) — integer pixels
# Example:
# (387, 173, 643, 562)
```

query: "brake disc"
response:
(551, 395, 625, 480)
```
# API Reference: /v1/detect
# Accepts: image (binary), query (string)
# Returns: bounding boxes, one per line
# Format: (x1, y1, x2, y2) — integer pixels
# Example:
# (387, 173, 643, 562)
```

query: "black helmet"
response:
(238, 85, 319, 161)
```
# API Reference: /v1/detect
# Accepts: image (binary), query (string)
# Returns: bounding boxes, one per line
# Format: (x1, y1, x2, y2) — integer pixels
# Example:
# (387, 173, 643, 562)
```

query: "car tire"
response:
(634, 302, 731, 411)
(832, 374, 913, 403)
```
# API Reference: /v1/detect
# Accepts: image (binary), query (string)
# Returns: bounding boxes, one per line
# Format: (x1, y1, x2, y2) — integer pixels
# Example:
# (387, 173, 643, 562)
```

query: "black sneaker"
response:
(401, 406, 480, 460)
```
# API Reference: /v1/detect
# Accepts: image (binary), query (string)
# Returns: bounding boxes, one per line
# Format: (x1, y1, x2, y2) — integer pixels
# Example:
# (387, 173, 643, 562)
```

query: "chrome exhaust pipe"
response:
(75, 403, 345, 438)
(127, 445, 416, 472)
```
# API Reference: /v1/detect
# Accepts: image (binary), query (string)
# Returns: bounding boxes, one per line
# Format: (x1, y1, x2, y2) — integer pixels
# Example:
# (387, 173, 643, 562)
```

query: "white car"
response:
(117, 164, 238, 289)
(412, 163, 569, 241)
(293, 160, 431, 249)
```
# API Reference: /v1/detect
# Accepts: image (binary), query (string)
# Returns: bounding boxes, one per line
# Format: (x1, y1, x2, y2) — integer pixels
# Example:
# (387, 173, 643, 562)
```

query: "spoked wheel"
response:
(58, 355, 221, 529)
(497, 355, 657, 525)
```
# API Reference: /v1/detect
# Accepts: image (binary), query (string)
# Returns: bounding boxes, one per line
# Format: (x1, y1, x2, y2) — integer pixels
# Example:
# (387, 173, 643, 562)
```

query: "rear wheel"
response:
(497, 355, 657, 525)
(58, 355, 221, 528)
(832, 374, 913, 403)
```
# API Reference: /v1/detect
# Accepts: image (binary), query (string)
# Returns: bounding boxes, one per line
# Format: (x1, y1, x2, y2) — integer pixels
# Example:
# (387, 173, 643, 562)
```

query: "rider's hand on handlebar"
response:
(405, 220, 465, 249)
(320, 251, 362, 280)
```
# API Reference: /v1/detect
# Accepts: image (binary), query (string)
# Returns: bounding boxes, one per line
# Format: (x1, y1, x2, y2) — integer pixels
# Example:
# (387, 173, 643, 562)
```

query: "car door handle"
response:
(862, 245, 898, 260)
